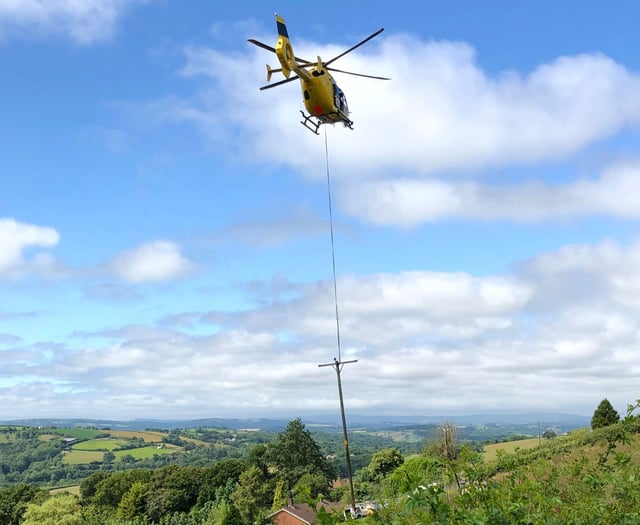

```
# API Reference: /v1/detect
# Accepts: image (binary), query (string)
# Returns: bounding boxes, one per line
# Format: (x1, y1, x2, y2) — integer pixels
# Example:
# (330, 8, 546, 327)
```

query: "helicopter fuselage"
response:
(300, 66, 350, 126)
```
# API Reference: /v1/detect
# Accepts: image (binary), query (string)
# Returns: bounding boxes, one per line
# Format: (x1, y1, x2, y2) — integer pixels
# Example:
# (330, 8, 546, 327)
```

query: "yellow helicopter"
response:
(248, 14, 390, 134)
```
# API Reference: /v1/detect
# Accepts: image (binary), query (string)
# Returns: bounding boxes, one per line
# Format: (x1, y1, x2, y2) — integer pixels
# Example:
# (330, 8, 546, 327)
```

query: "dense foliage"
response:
(0, 423, 423, 490)
(0, 419, 350, 524)
(2, 402, 640, 523)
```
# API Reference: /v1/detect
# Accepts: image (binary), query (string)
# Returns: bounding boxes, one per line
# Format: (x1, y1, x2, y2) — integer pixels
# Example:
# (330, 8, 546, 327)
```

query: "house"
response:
(269, 500, 343, 525)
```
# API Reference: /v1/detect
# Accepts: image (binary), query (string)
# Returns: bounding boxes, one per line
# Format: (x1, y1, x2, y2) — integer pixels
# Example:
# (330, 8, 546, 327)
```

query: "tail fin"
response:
(275, 14, 295, 78)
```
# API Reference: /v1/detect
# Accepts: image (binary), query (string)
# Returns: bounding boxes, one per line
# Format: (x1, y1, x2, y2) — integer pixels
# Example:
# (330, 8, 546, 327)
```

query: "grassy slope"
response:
(482, 437, 542, 461)
(50, 428, 105, 439)
(71, 439, 128, 451)
(108, 430, 167, 442)
(482, 419, 640, 482)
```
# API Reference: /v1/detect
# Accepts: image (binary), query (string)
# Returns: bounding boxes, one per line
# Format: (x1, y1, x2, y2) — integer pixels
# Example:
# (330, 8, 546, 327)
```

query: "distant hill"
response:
(1, 412, 590, 432)
(0, 417, 290, 432)
(310, 412, 590, 427)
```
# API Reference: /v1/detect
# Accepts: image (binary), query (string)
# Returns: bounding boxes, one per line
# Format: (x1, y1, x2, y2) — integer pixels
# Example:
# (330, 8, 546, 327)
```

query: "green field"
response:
(71, 439, 128, 451)
(108, 430, 167, 442)
(50, 485, 81, 496)
(63, 444, 179, 465)
(62, 449, 104, 465)
(114, 445, 179, 460)
(38, 434, 61, 441)
(378, 430, 424, 443)
(50, 428, 105, 440)
(482, 437, 541, 461)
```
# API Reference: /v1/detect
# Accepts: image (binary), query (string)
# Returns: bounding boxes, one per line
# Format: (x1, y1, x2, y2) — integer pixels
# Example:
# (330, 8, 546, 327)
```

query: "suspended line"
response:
(324, 127, 342, 362)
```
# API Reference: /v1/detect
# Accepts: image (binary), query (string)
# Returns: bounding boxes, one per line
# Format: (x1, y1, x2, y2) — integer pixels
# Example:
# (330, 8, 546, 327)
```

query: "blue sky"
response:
(2, 0, 640, 420)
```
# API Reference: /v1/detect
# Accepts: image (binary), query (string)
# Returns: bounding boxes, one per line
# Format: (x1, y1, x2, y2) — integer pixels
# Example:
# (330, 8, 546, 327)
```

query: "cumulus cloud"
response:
(6, 239, 640, 419)
(109, 240, 195, 283)
(521, 238, 640, 309)
(154, 35, 640, 227)
(340, 160, 640, 226)
(0, 0, 148, 44)
(174, 36, 640, 175)
(0, 218, 59, 278)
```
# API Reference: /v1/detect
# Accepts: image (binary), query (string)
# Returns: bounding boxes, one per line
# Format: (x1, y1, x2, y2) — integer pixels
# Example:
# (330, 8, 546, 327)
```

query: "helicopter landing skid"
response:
(300, 111, 354, 135)
(300, 111, 321, 135)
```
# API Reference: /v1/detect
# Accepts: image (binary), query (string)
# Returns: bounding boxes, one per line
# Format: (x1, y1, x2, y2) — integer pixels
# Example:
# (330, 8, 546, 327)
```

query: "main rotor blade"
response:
(259, 75, 299, 90)
(326, 67, 390, 80)
(269, 64, 314, 76)
(324, 28, 384, 66)
(247, 39, 313, 65)
(248, 38, 276, 53)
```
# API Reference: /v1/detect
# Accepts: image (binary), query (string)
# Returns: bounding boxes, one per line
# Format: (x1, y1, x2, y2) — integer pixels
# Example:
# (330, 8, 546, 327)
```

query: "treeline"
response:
(0, 428, 72, 486)
(0, 423, 421, 489)
(4, 401, 640, 524)
(0, 419, 348, 524)
(5, 414, 640, 524)
(0, 430, 226, 487)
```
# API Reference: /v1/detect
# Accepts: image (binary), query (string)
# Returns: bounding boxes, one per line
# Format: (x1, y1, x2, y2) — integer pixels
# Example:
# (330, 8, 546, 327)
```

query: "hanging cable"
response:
(324, 127, 342, 362)
(320, 126, 358, 513)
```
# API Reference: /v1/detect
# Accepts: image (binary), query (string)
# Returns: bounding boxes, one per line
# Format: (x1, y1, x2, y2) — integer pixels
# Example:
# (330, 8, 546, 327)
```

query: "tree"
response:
(80, 471, 109, 501)
(0, 484, 45, 525)
(192, 499, 242, 525)
(424, 422, 459, 462)
(116, 480, 148, 520)
(266, 419, 336, 490)
(367, 448, 404, 481)
(91, 469, 152, 509)
(294, 472, 332, 500)
(145, 465, 203, 521)
(196, 459, 245, 507)
(591, 398, 620, 429)
(231, 465, 273, 525)
(542, 429, 557, 439)
(270, 479, 288, 511)
(21, 494, 83, 525)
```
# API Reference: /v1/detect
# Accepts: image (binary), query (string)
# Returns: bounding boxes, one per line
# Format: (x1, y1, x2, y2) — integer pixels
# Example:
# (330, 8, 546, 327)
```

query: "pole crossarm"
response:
(318, 358, 358, 370)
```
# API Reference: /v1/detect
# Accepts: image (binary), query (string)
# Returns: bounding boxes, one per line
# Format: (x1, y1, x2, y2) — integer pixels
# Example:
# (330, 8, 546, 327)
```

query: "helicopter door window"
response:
(334, 85, 346, 112)
(339, 92, 347, 112)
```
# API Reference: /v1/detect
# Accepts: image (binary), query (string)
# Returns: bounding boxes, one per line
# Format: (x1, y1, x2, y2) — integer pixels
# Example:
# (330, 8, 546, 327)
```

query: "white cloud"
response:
(0, 218, 59, 278)
(160, 35, 640, 227)
(10, 239, 640, 419)
(521, 239, 640, 309)
(109, 240, 195, 283)
(340, 160, 640, 226)
(0, 0, 148, 43)
(210, 209, 348, 248)
(174, 36, 640, 175)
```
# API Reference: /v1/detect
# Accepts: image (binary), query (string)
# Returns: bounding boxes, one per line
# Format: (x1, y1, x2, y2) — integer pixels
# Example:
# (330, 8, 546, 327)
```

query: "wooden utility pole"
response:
(319, 357, 358, 513)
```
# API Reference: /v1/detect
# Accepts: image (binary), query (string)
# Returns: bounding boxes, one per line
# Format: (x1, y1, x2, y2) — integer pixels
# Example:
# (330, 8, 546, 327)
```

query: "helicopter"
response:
(248, 14, 390, 134)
